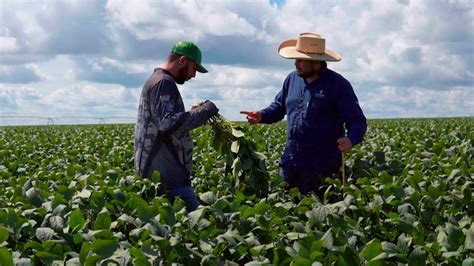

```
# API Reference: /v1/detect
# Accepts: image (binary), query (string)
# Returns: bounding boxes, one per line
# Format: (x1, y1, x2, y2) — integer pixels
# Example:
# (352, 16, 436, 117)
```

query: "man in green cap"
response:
(134, 41, 218, 211)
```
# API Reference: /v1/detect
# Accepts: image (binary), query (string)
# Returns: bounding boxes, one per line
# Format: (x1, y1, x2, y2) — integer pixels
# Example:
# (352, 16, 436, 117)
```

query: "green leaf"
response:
(0, 247, 14, 266)
(22, 241, 42, 252)
(382, 242, 399, 255)
(408, 246, 426, 266)
(291, 257, 311, 266)
(76, 189, 92, 199)
(25, 187, 44, 207)
(310, 240, 323, 253)
(286, 232, 306, 240)
(52, 204, 67, 216)
(412, 222, 425, 245)
(73, 233, 83, 245)
(107, 169, 118, 180)
(36, 251, 62, 264)
(397, 234, 411, 254)
(464, 229, 474, 251)
(65, 258, 81, 265)
(463, 258, 474, 266)
(42, 240, 63, 255)
(241, 158, 252, 170)
(361, 239, 383, 261)
(188, 207, 205, 228)
(150, 170, 161, 183)
(289, 187, 300, 198)
(379, 171, 392, 184)
(134, 256, 151, 266)
(232, 157, 242, 177)
(313, 205, 330, 223)
(69, 209, 86, 231)
(446, 223, 464, 251)
(35, 227, 55, 242)
(93, 212, 112, 230)
(91, 239, 119, 258)
(199, 191, 216, 205)
(159, 205, 176, 226)
(84, 255, 102, 266)
(13, 258, 31, 266)
(199, 240, 213, 254)
(79, 242, 91, 265)
(232, 128, 245, 138)
(128, 197, 153, 222)
(447, 168, 460, 180)
(49, 215, 65, 231)
(291, 222, 306, 233)
(342, 247, 360, 265)
(322, 228, 334, 249)
(0, 227, 9, 243)
(231, 141, 240, 153)
(254, 201, 271, 215)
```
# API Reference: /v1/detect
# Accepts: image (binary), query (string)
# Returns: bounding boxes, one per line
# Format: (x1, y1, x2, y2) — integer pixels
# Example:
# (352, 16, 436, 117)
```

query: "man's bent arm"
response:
(259, 78, 288, 124)
(150, 80, 218, 135)
(336, 80, 367, 146)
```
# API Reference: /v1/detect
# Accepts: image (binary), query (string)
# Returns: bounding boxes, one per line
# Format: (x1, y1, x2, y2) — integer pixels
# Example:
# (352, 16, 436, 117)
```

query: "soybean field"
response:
(0, 117, 472, 265)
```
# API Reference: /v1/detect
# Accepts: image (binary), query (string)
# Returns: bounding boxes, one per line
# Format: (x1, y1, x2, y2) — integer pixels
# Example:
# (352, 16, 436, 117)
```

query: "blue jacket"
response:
(260, 68, 367, 173)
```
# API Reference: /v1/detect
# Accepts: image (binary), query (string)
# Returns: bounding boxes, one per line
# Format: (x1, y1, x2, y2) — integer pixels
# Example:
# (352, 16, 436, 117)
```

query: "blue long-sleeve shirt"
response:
(260, 68, 367, 172)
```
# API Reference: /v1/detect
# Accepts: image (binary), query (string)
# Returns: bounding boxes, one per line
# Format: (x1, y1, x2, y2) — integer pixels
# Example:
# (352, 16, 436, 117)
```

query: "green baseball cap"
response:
(171, 41, 208, 73)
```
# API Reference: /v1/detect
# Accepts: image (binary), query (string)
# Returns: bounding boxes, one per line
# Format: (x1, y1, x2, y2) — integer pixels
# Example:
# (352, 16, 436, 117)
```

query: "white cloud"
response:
(0, 64, 45, 83)
(92, 58, 152, 74)
(0, 86, 41, 111)
(177, 65, 286, 120)
(13, 10, 50, 52)
(105, 0, 273, 42)
(206, 65, 286, 88)
(0, 0, 473, 124)
(0, 36, 20, 53)
(38, 84, 138, 111)
(360, 85, 474, 118)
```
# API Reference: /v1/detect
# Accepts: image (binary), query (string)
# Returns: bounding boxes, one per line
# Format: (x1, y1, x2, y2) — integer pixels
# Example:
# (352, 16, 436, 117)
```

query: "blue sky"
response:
(0, 0, 473, 125)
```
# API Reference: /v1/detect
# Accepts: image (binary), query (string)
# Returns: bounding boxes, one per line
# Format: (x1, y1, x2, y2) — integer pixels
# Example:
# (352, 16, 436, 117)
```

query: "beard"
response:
(297, 68, 318, 78)
(175, 63, 189, 85)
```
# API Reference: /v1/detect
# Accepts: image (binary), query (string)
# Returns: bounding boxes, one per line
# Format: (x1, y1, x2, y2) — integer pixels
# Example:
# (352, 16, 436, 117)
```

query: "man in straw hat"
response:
(135, 41, 219, 211)
(241, 33, 367, 197)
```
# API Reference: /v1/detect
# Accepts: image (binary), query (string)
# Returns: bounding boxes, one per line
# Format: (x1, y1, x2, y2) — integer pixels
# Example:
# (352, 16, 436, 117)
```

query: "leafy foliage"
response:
(206, 114, 270, 196)
(0, 118, 472, 265)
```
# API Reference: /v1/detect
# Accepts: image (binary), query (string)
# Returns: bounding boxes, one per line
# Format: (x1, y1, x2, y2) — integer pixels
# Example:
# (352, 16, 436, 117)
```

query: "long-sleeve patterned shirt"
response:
(134, 68, 217, 189)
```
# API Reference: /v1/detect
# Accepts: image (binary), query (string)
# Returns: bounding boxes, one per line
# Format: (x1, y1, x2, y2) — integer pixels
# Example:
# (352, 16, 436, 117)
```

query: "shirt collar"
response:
(304, 67, 329, 85)
(156, 68, 177, 81)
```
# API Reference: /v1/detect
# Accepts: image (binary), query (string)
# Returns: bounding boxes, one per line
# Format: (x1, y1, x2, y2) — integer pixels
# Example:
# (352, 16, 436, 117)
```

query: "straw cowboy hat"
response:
(278, 33, 341, 62)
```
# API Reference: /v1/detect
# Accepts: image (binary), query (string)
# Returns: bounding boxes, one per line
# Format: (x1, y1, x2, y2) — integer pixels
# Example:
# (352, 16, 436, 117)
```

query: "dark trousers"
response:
(280, 161, 340, 198)
(168, 186, 199, 212)
(147, 150, 198, 211)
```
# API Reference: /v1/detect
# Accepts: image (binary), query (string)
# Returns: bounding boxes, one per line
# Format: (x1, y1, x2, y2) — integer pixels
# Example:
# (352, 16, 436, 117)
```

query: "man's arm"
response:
(240, 88, 286, 125)
(336, 79, 367, 147)
(150, 80, 218, 135)
(258, 77, 290, 124)
(259, 89, 286, 124)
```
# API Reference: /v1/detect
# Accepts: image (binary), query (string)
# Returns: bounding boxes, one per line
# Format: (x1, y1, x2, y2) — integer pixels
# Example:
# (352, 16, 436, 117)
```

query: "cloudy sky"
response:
(0, 0, 473, 125)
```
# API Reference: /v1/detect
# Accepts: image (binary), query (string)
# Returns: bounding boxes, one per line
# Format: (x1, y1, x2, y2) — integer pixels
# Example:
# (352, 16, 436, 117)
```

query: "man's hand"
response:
(337, 137, 353, 153)
(240, 111, 261, 125)
(201, 100, 219, 115)
(191, 104, 199, 110)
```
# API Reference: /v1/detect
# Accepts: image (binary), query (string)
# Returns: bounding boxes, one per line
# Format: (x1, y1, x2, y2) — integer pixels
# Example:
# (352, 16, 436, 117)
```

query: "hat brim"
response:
(278, 39, 342, 62)
(197, 64, 208, 73)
